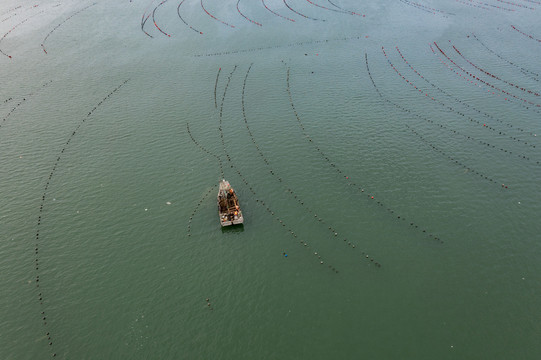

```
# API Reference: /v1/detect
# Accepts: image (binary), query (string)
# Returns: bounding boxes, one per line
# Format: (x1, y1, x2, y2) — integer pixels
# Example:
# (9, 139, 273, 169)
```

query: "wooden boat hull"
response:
(217, 180, 244, 227)
(219, 217, 244, 227)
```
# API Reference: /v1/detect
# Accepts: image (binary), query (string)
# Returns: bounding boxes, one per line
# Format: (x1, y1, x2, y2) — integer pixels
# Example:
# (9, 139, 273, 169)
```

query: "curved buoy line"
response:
(496, 0, 535, 9)
(327, 0, 363, 14)
(409, 0, 454, 14)
(457, 0, 514, 10)
(0, 4, 28, 22)
(187, 122, 224, 178)
(366, 52, 539, 165)
(288, 61, 443, 244)
(470, 33, 539, 82)
(261, 0, 295, 22)
(241, 64, 378, 268)
(237, 0, 262, 26)
(217, 65, 338, 271)
(399, 0, 435, 14)
(396, 46, 539, 142)
(187, 185, 217, 237)
(384, 46, 537, 150)
(478, 0, 515, 10)
(305, 0, 362, 15)
(41, 3, 97, 54)
(370, 56, 538, 178)
(1, 12, 18, 23)
(406, 124, 509, 189)
(1, 81, 52, 130)
(214, 67, 221, 108)
(1, 10, 44, 58)
(218, 66, 237, 122)
(283, 0, 325, 21)
(511, 24, 541, 43)
(433, 42, 541, 110)
(452, 43, 540, 97)
(0, 5, 22, 16)
(398, 0, 454, 16)
(0, 100, 23, 124)
(141, 0, 158, 38)
(200, 0, 235, 28)
(217, 65, 236, 180)
(177, 0, 203, 34)
(34, 79, 129, 358)
(141, 12, 153, 38)
(240, 64, 268, 167)
(327, 0, 340, 8)
(455, 0, 490, 10)
(231, 151, 340, 272)
(153, 0, 172, 37)
(141, 0, 166, 38)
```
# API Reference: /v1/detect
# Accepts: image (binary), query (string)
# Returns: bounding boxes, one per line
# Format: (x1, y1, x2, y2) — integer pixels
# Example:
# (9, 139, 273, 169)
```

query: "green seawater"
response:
(1, 0, 540, 359)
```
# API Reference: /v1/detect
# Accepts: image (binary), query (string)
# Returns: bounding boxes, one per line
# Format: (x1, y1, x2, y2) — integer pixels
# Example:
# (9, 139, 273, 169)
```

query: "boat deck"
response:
(217, 180, 244, 226)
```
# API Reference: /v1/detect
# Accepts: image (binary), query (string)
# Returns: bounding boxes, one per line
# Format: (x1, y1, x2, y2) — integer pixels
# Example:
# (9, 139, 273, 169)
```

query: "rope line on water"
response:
(214, 67, 221, 109)
(431, 42, 541, 114)
(217, 65, 339, 272)
(288, 61, 444, 244)
(472, 0, 515, 11)
(511, 24, 541, 43)
(484, 0, 516, 10)
(470, 33, 539, 82)
(177, 0, 203, 34)
(383, 46, 538, 152)
(153, 0, 172, 37)
(41, 3, 96, 54)
(451, 42, 539, 97)
(1, 81, 52, 130)
(0, 5, 22, 17)
(34, 79, 129, 358)
(366, 52, 540, 166)
(406, 124, 510, 189)
(455, 0, 490, 10)
(401, 0, 455, 16)
(186, 122, 224, 179)
(261, 0, 295, 22)
(201, 0, 235, 28)
(141, 9, 153, 38)
(1, 12, 19, 23)
(237, 0, 262, 26)
(305, 0, 362, 16)
(187, 185, 217, 237)
(1, 10, 44, 58)
(496, 0, 535, 9)
(241, 63, 380, 267)
(283, 0, 325, 21)
(327, 0, 363, 14)
(395, 45, 539, 141)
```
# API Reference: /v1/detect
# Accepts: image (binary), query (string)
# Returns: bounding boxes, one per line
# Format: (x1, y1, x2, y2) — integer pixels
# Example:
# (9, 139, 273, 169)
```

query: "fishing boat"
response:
(217, 179, 244, 226)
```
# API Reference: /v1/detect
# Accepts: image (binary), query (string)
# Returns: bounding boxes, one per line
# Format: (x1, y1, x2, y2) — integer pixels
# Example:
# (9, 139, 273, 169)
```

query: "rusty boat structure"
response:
(217, 179, 244, 226)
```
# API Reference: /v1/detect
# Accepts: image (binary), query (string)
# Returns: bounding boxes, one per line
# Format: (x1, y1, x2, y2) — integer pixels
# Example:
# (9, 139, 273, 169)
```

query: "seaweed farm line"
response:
(1, 1, 541, 359)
